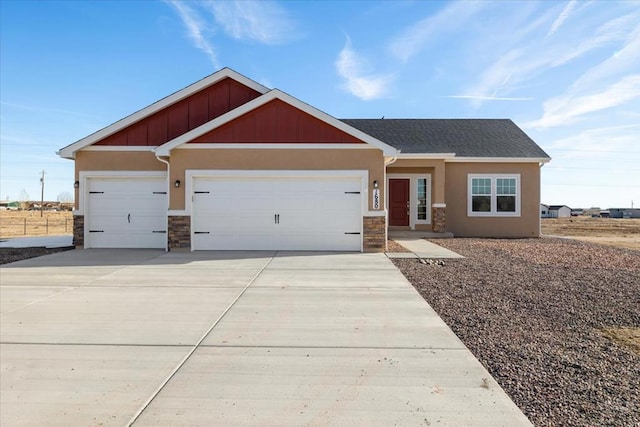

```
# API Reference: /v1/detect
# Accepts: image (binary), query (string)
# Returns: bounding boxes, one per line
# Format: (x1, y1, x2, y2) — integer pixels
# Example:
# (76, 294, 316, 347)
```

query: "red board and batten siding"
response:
(190, 99, 365, 144)
(95, 78, 262, 146)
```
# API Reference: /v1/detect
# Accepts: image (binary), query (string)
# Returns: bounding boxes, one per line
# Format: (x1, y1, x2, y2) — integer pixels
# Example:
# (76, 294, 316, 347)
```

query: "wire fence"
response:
(0, 218, 72, 238)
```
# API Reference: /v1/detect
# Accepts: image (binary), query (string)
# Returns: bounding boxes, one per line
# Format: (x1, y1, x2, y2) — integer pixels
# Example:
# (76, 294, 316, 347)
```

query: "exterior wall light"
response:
(174, 179, 181, 188)
(74, 181, 79, 189)
(373, 180, 379, 188)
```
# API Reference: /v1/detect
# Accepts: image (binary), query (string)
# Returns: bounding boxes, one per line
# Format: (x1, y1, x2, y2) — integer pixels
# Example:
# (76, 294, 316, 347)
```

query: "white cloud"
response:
(207, 0, 299, 45)
(527, 75, 640, 128)
(446, 95, 533, 102)
(465, 7, 639, 105)
(547, 0, 577, 37)
(166, 0, 219, 68)
(335, 38, 393, 101)
(387, 1, 486, 63)
(165, 0, 299, 66)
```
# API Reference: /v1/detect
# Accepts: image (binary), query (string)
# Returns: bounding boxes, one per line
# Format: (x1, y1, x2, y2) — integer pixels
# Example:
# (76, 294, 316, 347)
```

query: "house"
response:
(548, 205, 571, 218)
(540, 204, 550, 218)
(608, 208, 640, 219)
(58, 68, 551, 252)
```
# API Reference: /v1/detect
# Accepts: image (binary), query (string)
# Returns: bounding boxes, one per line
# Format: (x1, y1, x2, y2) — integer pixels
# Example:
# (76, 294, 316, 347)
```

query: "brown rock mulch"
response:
(0, 247, 73, 265)
(393, 237, 640, 427)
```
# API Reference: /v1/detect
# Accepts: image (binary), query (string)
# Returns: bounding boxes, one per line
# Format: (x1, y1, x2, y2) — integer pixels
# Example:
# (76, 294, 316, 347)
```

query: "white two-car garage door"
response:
(192, 176, 362, 251)
(86, 177, 167, 248)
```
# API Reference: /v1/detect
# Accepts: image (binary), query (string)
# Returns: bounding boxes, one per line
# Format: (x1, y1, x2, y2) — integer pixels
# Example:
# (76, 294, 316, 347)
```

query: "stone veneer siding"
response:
(432, 207, 446, 233)
(73, 215, 84, 247)
(363, 216, 386, 252)
(168, 216, 191, 250)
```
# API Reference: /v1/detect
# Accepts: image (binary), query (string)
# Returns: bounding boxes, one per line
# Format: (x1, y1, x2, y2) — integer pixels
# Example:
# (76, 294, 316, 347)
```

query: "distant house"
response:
(608, 208, 640, 219)
(540, 204, 551, 218)
(585, 207, 601, 217)
(549, 205, 571, 218)
(570, 208, 584, 216)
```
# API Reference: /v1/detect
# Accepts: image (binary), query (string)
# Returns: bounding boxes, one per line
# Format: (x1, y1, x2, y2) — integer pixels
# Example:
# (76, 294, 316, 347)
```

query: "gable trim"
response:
(57, 68, 269, 159)
(175, 143, 378, 150)
(82, 146, 158, 152)
(155, 89, 398, 157)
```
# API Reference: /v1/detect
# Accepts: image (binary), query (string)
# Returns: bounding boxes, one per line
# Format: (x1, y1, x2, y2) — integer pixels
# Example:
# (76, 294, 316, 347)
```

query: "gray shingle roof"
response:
(341, 119, 550, 158)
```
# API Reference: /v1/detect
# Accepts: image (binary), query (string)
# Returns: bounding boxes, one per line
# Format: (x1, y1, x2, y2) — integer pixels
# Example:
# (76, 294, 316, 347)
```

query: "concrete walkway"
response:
(0, 235, 73, 248)
(1, 249, 528, 426)
(388, 238, 464, 259)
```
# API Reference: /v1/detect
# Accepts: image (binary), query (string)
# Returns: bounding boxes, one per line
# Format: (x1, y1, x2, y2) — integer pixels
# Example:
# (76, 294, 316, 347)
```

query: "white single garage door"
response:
(192, 176, 362, 251)
(86, 178, 167, 248)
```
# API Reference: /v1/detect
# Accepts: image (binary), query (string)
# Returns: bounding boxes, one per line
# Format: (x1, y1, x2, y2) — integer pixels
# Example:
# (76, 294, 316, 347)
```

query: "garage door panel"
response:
(192, 175, 362, 251)
(86, 177, 167, 249)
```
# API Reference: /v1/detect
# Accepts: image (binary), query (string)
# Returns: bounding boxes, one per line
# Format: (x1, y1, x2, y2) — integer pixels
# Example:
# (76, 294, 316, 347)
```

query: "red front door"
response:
(389, 179, 410, 226)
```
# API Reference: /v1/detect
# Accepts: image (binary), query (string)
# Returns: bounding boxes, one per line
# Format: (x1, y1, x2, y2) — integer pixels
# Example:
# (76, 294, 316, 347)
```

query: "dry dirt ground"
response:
(394, 238, 640, 426)
(0, 210, 73, 238)
(542, 217, 640, 251)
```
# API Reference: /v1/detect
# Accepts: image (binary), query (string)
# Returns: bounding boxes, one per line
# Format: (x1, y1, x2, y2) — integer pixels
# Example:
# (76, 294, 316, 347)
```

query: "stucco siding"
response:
(169, 148, 385, 211)
(74, 151, 166, 210)
(445, 162, 541, 237)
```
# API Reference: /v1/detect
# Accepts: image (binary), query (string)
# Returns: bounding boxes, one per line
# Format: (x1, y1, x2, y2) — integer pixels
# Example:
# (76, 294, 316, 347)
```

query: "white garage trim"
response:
(186, 170, 368, 251)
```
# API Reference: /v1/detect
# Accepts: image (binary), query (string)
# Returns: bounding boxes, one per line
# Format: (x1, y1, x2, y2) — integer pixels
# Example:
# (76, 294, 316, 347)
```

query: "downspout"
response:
(155, 153, 171, 252)
(539, 160, 547, 238)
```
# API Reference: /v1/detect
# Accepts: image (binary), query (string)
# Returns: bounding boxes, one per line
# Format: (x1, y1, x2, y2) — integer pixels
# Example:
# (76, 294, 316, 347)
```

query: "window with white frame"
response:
(468, 174, 520, 216)
(417, 178, 428, 220)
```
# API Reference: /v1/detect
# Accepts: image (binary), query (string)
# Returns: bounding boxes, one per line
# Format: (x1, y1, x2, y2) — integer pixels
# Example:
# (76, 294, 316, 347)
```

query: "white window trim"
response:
(467, 174, 521, 217)
(386, 174, 432, 228)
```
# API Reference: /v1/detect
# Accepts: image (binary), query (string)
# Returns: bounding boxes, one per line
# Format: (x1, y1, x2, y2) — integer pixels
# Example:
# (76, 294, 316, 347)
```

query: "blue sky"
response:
(1, 0, 639, 209)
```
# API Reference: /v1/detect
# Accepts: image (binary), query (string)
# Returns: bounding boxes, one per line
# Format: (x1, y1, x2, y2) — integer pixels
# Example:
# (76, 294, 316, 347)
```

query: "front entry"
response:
(389, 179, 410, 226)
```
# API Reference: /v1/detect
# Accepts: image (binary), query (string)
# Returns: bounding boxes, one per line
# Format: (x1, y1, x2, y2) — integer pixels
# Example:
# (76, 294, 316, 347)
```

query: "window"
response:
(468, 174, 520, 216)
(417, 178, 428, 220)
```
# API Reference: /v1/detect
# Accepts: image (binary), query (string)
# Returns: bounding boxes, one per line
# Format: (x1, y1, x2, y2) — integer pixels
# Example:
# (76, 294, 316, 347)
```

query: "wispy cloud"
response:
(165, 1, 299, 66)
(207, 0, 299, 45)
(446, 95, 533, 102)
(544, 124, 640, 160)
(547, 0, 577, 37)
(464, 6, 639, 106)
(335, 38, 393, 101)
(387, 1, 486, 63)
(166, 0, 219, 68)
(527, 75, 640, 128)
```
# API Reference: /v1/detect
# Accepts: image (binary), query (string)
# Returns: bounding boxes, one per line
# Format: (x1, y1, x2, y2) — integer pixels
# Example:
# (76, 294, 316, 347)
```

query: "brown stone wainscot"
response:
(363, 216, 386, 252)
(168, 216, 190, 250)
(432, 207, 446, 233)
(73, 215, 84, 247)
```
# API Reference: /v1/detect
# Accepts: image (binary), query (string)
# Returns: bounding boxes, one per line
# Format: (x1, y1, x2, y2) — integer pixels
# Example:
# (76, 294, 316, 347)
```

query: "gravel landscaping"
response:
(0, 247, 73, 265)
(393, 237, 640, 426)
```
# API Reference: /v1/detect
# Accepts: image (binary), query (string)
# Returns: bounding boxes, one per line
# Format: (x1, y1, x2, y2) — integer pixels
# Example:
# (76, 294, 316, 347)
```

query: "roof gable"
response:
(155, 90, 397, 156)
(191, 99, 364, 144)
(58, 68, 269, 159)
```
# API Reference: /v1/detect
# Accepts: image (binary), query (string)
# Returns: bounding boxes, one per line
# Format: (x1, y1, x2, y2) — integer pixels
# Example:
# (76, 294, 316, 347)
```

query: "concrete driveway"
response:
(0, 250, 530, 426)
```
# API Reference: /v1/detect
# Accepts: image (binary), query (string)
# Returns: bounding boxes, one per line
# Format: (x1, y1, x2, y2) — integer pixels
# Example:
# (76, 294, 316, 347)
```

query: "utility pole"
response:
(40, 170, 45, 218)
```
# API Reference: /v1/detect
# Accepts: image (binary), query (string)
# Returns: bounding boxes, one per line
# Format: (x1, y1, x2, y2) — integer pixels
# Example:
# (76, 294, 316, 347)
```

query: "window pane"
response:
(417, 178, 427, 220)
(497, 195, 516, 212)
(472, 195, 491, 212)
(497, 178, 516, 195)
(472, 178, 491, 195)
